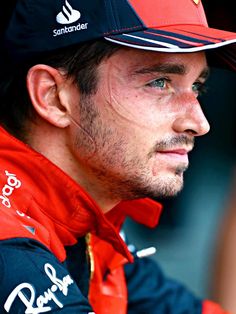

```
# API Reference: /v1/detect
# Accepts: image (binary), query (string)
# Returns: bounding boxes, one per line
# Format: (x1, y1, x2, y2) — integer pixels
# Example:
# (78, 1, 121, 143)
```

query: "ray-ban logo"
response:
(4, 263, 74, 313)
(53, 0, 88, 37)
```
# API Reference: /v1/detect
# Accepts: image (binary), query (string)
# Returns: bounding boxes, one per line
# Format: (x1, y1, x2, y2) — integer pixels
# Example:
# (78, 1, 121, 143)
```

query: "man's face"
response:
(69, 48, 210, 202)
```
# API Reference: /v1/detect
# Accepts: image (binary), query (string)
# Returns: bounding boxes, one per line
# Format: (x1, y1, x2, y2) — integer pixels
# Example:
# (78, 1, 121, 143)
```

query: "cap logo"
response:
(56, 0, 81, 25)
(192, 0, 200, 4)
(53, 0, 88, 37)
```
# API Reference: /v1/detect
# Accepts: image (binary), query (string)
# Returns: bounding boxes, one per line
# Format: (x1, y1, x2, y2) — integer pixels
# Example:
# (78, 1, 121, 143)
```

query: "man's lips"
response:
(156, 148, 192, 163)
(158, 149, 190, 155)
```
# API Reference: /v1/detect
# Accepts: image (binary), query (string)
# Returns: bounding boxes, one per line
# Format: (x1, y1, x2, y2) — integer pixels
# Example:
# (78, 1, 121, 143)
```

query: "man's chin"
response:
(151, 172, 185, 198)
(113, 168, 186, 201)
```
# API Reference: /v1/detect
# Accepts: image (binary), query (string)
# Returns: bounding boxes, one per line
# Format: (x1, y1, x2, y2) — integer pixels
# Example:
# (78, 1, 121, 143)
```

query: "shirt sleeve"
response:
(124, 253, 202, 314)
(0, 238, 95, 314)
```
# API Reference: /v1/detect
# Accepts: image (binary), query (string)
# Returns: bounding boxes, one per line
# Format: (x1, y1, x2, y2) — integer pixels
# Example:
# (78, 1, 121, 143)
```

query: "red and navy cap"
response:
(3, 0, 236, 70)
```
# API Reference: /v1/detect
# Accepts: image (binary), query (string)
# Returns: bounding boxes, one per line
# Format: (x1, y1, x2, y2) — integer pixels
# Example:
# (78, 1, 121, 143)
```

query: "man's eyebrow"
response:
(133, 63, 210, 80)
(133, 63, 187, 75)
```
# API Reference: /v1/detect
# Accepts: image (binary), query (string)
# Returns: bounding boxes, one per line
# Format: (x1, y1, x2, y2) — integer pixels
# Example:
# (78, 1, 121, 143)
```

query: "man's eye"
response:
(192, 81, 207, 96)
(147, 78, 169, 89)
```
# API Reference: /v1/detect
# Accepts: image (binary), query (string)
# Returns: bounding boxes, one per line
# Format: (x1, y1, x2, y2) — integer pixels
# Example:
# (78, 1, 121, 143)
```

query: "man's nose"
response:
(172, 93, 210, 137)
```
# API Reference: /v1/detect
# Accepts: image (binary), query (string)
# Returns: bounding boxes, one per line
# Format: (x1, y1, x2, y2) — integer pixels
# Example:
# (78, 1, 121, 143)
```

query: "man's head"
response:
(1, 0, 236, 210)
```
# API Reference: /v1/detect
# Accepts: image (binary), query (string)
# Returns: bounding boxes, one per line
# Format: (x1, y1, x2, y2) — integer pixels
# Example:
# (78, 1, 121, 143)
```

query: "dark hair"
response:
(0, 40, 119, 139)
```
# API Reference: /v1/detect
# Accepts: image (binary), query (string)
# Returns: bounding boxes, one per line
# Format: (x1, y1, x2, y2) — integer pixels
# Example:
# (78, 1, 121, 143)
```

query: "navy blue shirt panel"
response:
(0, 237, 204, 314)
(64, 238, 91, 298)
(0, 238, 94, 314)
(124, 256, 202, 314)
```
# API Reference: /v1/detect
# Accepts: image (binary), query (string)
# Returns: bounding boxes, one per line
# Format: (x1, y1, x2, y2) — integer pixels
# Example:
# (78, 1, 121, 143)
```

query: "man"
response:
(0, 0, 235, 313)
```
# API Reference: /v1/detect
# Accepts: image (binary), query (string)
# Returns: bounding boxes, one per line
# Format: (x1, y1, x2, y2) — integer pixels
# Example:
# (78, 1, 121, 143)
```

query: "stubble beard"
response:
(75, 95, 191, 202)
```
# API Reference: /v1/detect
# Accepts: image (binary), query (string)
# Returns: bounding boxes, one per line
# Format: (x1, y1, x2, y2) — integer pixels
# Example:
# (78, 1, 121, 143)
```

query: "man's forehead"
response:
(105, 48, 209, 79)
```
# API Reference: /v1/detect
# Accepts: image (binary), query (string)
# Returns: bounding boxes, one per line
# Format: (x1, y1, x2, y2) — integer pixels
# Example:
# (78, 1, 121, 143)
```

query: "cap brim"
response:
(105, 24, 236, 70)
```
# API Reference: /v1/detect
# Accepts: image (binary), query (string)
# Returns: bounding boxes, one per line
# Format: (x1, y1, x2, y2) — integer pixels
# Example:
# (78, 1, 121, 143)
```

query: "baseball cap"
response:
(2, 0, 236, 70)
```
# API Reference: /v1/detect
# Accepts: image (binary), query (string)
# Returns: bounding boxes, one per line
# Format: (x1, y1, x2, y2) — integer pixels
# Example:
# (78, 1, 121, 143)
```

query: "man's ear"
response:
(27, 64, 74, 128)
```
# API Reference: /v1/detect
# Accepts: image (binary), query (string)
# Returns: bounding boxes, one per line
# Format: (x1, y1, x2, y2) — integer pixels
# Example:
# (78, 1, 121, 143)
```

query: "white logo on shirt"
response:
(0, 170, 21, 208)
(4, 263, 74, 314)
